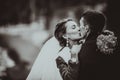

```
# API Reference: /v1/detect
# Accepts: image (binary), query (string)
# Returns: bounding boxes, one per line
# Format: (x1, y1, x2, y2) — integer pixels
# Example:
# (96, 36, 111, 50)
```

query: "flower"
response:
(96, 30, 117, 55)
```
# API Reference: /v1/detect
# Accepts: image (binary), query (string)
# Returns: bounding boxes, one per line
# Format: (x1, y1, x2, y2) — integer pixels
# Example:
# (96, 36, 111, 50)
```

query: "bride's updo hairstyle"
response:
(54, 18, 73, 47)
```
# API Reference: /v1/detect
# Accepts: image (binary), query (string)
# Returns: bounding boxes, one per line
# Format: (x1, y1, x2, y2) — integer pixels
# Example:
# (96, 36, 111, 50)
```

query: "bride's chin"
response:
(72, 38, 81, 42)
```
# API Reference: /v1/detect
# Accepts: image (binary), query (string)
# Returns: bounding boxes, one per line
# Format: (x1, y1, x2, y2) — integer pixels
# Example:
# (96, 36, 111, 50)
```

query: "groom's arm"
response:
(56, 56, 79, 80)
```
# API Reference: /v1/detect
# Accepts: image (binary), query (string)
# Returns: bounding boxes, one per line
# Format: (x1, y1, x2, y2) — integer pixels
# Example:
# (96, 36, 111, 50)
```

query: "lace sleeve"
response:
(56, 56, 79, 80)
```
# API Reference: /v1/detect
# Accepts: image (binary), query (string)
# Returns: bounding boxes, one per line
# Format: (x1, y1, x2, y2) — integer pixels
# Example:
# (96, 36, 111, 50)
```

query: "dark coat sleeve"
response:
(78, 40, 99, 80)
(56, 56, 79, 80)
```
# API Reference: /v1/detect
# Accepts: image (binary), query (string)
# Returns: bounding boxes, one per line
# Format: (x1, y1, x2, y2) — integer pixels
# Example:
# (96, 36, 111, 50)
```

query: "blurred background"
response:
(0, 0, 120, 79)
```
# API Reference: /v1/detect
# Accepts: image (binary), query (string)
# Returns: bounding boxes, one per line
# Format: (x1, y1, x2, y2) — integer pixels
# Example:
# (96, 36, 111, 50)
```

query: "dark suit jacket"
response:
(56, 34, 120, 80)
(78, 35, 98, 80)
(78, 34, 120, 80)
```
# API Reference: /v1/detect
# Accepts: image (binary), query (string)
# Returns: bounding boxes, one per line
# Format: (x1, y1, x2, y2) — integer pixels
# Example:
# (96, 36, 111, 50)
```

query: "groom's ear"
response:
(62, 34, 67, 39)
(85, 25, 90, 32)
(85, 25, 89, 31)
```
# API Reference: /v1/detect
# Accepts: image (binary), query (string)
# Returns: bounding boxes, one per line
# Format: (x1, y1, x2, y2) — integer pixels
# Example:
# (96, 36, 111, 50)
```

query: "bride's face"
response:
(64, 21, 82, 40)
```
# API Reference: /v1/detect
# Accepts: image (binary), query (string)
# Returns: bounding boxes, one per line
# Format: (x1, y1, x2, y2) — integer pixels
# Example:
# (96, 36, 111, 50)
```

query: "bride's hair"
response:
(54, 18, 73, 47)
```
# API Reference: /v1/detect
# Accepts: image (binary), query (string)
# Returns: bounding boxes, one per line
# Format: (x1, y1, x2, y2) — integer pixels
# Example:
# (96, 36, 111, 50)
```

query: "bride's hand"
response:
(70, 44, 82, 63)
(58, 47, 71, 63)
(70, 44, 82, 54)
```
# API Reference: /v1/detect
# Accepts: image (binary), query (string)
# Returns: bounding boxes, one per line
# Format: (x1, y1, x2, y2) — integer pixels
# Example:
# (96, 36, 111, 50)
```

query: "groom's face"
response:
(79, 17, 90, 39)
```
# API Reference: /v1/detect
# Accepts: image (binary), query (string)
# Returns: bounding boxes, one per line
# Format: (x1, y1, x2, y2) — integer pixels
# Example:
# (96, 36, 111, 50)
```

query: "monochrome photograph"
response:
(0, 0, 120, 80)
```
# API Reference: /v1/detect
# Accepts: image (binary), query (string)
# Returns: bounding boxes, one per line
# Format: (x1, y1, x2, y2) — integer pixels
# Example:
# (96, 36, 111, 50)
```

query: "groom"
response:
(78, 11, 120, 80)
(78, 11, 106, 80)
(56, 11, 107, 80)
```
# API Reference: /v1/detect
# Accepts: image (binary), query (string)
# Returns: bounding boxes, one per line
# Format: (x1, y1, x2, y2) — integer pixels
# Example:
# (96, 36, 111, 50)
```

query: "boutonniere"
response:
(96, 30, 117, 55)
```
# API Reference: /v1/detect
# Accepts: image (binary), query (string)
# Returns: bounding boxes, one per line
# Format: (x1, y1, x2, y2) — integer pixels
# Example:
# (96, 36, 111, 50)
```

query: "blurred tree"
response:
(0, 0, 107, 27)
(0, 0, 31, 26)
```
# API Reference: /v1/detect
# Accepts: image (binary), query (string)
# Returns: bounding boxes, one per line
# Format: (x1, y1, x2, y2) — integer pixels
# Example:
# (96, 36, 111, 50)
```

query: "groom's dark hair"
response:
(81, 11, 106, 34)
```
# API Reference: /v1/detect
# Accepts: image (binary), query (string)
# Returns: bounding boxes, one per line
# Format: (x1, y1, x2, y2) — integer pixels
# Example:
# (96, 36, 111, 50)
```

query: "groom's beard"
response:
(79, 33, 87, 40)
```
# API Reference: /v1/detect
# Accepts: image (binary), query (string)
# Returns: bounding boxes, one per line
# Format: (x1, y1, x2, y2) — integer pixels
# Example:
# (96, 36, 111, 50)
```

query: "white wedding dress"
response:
(26, 37, 71, 80)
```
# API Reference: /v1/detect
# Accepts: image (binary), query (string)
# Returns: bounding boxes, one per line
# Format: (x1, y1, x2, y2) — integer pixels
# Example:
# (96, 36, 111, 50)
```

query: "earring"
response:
(66, 38, 69, 47)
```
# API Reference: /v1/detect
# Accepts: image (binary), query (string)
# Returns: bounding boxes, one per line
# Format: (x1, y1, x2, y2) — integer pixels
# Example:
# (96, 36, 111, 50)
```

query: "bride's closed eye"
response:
(71, 25, 76, 29)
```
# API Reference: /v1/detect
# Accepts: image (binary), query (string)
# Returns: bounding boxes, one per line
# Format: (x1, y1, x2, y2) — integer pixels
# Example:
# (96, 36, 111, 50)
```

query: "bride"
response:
(26, 18, 83, 80)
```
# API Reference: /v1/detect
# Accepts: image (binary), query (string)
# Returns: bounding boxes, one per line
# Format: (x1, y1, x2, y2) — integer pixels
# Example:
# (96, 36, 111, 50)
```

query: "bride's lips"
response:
(79, 32, 81, 36)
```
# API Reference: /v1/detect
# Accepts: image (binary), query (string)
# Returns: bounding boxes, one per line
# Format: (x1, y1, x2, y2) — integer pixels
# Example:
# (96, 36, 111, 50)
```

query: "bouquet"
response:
(96, 30, 117, 55)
